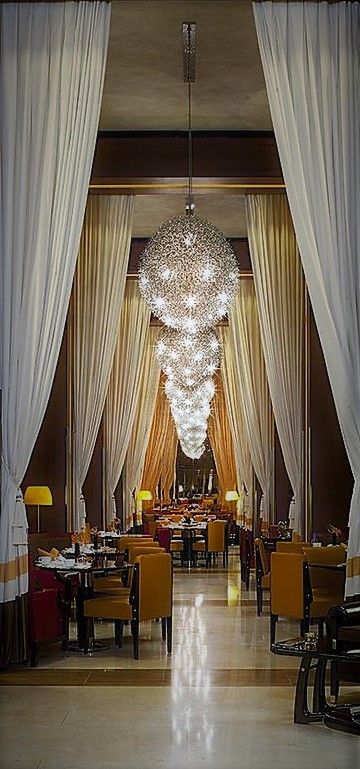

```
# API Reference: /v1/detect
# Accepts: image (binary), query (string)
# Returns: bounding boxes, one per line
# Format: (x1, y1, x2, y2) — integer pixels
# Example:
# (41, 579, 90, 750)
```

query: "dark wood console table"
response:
(271, 637, 360, 735)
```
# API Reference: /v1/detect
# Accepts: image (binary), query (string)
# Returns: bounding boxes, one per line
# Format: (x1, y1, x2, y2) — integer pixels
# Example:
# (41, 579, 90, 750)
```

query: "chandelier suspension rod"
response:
(183, 22, 196, 215)
(188, 74, 193, 212)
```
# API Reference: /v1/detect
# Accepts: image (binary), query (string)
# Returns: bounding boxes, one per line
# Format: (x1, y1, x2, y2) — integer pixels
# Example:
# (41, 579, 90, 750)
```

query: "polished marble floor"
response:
(1, 552, 359, 768)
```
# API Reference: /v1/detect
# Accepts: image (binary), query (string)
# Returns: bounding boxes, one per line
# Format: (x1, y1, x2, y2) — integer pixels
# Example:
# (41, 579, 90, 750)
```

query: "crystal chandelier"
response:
(138, 22, 239, 458)
(139, 216, 239, 334)
(155, 327, 221, 388)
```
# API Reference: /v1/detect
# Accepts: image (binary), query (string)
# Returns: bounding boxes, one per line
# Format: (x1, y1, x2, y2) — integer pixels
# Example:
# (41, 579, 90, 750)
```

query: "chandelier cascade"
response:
(138, 22, 239, 459)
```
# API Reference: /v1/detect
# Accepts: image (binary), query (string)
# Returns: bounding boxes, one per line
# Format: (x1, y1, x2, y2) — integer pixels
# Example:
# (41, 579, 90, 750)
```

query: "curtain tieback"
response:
(1, 454, 21, 492)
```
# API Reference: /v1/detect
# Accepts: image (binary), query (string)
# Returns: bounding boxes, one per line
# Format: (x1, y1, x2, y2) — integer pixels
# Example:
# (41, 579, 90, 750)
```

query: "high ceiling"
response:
(100, 0, 271, 131)
(100, 0, 272, 238)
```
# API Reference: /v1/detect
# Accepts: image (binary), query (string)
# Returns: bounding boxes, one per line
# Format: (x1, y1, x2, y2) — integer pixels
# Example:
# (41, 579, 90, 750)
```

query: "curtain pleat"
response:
(219, 326, 253, 526)
(246, 194, 304, 536)
(253, 0, 360, 593)
(208, 373, 238, 509)
(0, 1, 110, 666)
(141, 374, 176, 500)
(228, 281, 273, 528)
(71, 196, 134, 531)
(123, 327, 161, 529)
(104, 281, 150, 524)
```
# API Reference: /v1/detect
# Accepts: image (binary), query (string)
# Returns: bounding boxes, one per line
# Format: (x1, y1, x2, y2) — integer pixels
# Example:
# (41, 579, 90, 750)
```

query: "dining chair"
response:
(276, 541, 310, 553)
(206, 520, 227, 567)
(270, 552, 345, 646)
(83, 552, 172, 659)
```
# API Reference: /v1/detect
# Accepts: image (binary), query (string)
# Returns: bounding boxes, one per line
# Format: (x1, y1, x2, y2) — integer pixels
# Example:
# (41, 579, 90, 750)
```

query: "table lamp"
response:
(135, 489, 152, 523)
(24, 486, 53, 532)
(225, 490, 239, 503)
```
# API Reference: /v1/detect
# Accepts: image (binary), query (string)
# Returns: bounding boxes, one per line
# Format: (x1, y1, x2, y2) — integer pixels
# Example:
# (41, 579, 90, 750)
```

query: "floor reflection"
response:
(171, 597, 214, 751)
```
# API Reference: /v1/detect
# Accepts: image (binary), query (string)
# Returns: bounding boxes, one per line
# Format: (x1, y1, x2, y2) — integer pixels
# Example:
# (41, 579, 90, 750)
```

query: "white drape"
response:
(219, 326, 253, 525)
(246, 194, 304, 536)
(0, 2, 110, 603)
(123, 327, 161, 529)
(71, 196, 134, 531)
(104, 280, 150, 524)
(253, 1, 360, 594)
(228, 281, 273, 528)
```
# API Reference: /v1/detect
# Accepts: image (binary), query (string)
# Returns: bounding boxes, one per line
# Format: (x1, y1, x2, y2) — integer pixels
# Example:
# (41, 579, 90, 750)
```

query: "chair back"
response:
(156, 527, 171, 552)
(116, 535, 151, 552)
(207, 520, 226, 552)
(302, 546, 346, 593)
(136, 553, 172, 621)
(270, 552, 305, 619)
(128, 543, 161, 563)
(255, 537, 269, 577)
(276, 541, 310, 553)
(303, 546, 346, 566)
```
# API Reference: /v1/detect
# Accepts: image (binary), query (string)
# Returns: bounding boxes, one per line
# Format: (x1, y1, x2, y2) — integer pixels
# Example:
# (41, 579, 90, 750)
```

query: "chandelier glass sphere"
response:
(156, 327, 220, 388)
(139, 215, 239, 334)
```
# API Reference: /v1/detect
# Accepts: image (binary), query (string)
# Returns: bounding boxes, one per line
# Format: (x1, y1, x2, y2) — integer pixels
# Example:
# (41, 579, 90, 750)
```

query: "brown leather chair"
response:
(270, 552, 344, 645)
(83, 552, 172, 659)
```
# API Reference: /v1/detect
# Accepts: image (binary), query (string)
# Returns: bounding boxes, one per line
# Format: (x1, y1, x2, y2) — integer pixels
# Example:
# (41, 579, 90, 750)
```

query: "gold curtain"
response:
(141, 374, 176, 499)
(208, 373, 237, 506)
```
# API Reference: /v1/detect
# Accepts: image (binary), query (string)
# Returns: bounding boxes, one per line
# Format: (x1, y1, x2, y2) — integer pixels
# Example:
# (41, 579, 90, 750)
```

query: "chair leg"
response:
(256, 582, 262, 617)
(166, 615, 172, 654)
(245, 565, 250, 591)
(330, 661, 340, 702)
(131, 619, 139, 660)
(115, 620, 124, 647)
(161, 617, 166, 641)
(270, 613, 278, 646)
(83, 617, 91, 654)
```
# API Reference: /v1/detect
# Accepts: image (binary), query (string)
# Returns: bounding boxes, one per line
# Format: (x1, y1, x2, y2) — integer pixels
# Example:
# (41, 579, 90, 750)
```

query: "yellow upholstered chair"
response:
(116, 535, 151, 552)
(254, 537, 270, 616)
(270, 552, 345, 646)
(206, 520, 227, 567)
(127, 542, 162, 563)
(276, 541, 310, 553)
(83, 552, 172, 659)
(94, 538, 157, 593)
(302, 546, 346, 601)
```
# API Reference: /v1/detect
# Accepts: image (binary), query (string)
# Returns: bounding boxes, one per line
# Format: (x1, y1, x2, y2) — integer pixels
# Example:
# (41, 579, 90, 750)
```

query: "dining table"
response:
(36, 555, 132, 650)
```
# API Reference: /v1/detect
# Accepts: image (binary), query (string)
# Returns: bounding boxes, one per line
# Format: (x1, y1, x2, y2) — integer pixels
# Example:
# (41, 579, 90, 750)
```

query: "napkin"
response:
(38, 547, 59, 560)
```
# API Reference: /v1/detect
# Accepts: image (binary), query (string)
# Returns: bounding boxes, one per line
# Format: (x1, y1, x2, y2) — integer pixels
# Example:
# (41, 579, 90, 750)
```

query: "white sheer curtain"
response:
(229, 281, 273, 528)
(219, 326, 253, 525)
(0, 1, 110, 607)
(246, 194, 304, 536)
(71, 196, 134, 531)
(123, 327, 160, 529)
(104, 280, 150, 524)
(253, 0, 360, 594)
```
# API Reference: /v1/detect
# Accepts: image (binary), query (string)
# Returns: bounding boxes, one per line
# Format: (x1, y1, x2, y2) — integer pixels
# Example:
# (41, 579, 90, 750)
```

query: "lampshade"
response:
(225, 490, 239, 502)
(136, 490, 152, 501)
(24, 486, 53, 505)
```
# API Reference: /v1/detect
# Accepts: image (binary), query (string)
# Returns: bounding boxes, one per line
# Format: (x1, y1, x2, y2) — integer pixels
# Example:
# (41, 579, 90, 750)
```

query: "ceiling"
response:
(100, 0, 272, 238)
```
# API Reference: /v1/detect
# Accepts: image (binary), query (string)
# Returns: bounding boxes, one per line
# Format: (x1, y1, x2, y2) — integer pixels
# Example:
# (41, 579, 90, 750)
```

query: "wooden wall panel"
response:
(274, 428, 293, 522)
(82, 424, 103, 529)
(22, 329, 67, 533)
(310, 312, 353, 541)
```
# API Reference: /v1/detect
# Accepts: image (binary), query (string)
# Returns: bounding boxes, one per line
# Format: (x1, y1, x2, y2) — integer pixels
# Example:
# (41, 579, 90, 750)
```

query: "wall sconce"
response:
(24, 486, 53, 532)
